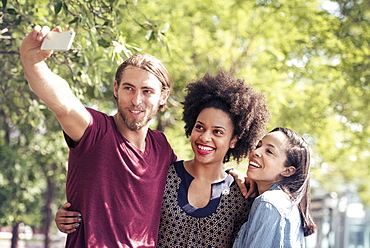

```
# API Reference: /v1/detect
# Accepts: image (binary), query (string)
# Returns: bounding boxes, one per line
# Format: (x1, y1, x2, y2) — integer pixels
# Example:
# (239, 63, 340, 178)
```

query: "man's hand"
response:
(55, 202, 82, 234)
(228, 169, 258, 198)
(20, 25, 61, 65)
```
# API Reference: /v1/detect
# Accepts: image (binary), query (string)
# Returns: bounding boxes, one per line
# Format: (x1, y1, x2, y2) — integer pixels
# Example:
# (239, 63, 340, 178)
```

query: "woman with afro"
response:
(157, 71, 270, 247)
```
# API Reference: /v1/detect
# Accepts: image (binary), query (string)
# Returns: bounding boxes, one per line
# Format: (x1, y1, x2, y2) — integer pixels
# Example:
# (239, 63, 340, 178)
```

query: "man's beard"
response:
(118, 106, 155, 131)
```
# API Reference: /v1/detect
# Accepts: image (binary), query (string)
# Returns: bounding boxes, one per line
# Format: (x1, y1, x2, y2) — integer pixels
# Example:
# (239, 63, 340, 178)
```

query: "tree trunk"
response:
(44, 170, 56, 248)
(11, 222, 20, 248)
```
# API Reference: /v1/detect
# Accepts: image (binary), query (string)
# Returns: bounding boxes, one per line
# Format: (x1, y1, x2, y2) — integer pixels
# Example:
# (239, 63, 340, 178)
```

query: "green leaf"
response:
(62, 1, 69, 14)
(69, 16, 79, 24)
(98, 38, 110, 48)
(145, 30, 154, 41)
(54, 1, 62, 15)
(161, 23, 170, 34)
(15, 15, 22, 25)
(1, 0, 7, 8)
(6, 8, 16, 15)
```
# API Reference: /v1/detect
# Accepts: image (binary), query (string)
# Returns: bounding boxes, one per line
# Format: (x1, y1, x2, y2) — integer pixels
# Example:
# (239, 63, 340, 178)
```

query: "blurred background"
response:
(0, 0, 369, 247)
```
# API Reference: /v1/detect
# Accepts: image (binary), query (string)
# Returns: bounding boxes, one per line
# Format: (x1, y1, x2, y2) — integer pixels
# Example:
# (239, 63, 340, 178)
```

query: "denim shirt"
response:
(233, 184, 305, 248)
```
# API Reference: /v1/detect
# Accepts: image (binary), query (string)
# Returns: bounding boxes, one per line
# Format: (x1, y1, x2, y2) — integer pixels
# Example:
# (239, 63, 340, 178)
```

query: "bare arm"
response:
(20, 25, 90, 141)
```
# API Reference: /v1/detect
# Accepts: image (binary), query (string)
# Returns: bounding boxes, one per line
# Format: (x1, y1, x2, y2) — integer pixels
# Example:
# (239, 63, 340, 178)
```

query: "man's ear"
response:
(281, 166, 296, 177)
(113, 81, 118, 98)
(160, 89, 170, 105)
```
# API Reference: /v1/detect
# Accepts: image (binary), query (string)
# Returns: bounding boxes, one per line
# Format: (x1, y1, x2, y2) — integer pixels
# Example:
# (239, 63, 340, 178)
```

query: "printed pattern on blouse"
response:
(157, 161, 253, 248)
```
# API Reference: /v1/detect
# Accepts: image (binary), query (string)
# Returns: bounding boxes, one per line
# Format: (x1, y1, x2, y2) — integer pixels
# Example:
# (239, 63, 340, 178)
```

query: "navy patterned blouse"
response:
(157, 161, 253, 248)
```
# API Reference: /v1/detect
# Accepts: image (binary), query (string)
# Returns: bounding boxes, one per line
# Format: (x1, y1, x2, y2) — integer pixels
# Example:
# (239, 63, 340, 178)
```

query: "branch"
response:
(124, 0, 151, 29)
(0, 51, 19, 54)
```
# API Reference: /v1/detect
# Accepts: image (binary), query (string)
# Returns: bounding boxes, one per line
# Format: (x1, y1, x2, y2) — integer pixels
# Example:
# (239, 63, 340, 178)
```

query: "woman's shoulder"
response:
(256, 187, 296, 217)
(260, 187, 289, 202)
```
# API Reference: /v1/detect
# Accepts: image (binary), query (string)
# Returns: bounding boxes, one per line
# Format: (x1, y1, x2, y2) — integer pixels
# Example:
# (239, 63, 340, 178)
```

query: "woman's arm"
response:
(227, 169, 258, 198)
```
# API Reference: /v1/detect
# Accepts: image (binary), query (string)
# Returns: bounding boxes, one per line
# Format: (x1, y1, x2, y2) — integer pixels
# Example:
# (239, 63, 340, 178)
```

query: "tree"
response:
(141, 0, 370, 204)
(1, 0, 370, 246)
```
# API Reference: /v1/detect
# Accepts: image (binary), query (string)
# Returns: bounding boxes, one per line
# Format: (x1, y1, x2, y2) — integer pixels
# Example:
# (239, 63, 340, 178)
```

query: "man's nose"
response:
(131, 91, 143, 106)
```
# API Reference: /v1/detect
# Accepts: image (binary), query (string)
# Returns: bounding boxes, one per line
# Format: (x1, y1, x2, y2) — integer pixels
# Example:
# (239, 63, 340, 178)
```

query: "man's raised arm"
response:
(20, 25, 90, 141)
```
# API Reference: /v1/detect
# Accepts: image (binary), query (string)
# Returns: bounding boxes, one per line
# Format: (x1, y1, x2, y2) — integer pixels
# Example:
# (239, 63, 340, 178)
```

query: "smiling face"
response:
(247, 131, 296, 194)
(114, 66, 169, 131)
(190, 107, 237, 166)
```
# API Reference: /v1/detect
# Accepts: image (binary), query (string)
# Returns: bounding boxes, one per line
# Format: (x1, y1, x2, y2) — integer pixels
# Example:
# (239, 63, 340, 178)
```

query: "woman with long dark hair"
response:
(233, 127, 316, 248)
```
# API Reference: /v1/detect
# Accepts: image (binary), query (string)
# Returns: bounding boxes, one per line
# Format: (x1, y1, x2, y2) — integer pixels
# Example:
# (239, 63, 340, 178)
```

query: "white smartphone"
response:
(41, 30, 76, 51)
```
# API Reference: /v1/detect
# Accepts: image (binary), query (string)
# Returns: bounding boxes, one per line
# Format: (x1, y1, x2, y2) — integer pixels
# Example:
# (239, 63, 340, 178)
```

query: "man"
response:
(20, 25, 177, 247)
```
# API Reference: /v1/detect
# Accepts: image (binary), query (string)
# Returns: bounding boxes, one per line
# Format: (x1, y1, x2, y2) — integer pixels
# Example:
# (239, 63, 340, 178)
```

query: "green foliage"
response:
(154, 0, 370, 205)
(143, 0, 370, 204)
(1, 0, 370, 233)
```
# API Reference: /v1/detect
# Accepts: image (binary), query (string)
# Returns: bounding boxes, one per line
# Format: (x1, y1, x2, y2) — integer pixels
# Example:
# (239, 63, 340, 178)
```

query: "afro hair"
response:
(182, 71, 270, 163)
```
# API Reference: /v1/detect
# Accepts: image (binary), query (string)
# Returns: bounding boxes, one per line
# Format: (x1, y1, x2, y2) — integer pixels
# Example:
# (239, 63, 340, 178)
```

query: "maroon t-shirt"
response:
(64, 108, 177, 247)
